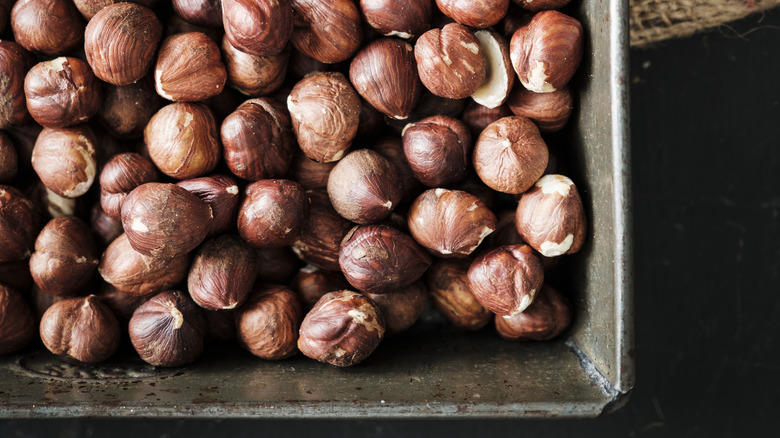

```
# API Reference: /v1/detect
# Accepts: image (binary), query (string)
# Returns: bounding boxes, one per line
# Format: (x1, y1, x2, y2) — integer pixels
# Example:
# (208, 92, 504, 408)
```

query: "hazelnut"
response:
(98, 76, 163, 138)
(467, 244, 544, 317)
(408, 189, 496, 258)
(89, 203, 123, 248)
(471, 30, 515, 109)
(154, 32, 227, 102)
(238, 179, 310, 248)
(129, 290, 206, 367)
(145, 102, 221, 179)
(402, 115, 471, 187)
(287, 72, 361, 163)
(97, 282, 151, 323)
(514, 0, 571, 12)
(327, 149, 402, 224)
(10, 0, 84, 56)
(221, 97, 295, 181)
(222, 36, 290, 97)
(222, 0, 293, 56)
(370, 136, 422, 203)
(99, 153, 161, 220)
(435, 0, 509, 28)
(121, 183, 213, 259)
(298, 290, 385, 367)
(473, 116, 548, 194)
(339, 224, 431, 294)
(0, 284, 37, 354)
(31, 125, 97, 199)
(254, 247, 301, 284)
(0, 259, 34, 292)
(415, 24, 486, 100)
(515, 174, 587, 257)
(291, 264, 350, 309)
(40, 295, 121, 363)
(426, 259, 492, 330)
(236, 284, 303, 360)
(177, 174, 241, 236)
(0, 41, 34, 129)
(291, 190, 354, 271)
(507, 85, 573, 132)
(187, 235, 258, 310)
(24, 57, 102, 129)
(173, 0, 223, 28)
(287, 152, 336, 191)
(510, 10, 583, 93)
(29, 217, 100, 297)
(99, 233, 191, 297)
(495, 283, 571, 341)
(290, 0, 362, 64)
(461, 100, 513, 138)
(360, 0, 432, 40)
(1, 186, 39, 262)
(0, 133, 18, 183)
(84, 3, 163, 86)
(364, 281, 427, 336)
(204, 308, 237, 341)
(349, 38, 422, 120)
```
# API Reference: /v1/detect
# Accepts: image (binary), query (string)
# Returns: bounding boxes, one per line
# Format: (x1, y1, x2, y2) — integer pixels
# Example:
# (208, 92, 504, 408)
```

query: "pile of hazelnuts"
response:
(0, 0, 586, 368)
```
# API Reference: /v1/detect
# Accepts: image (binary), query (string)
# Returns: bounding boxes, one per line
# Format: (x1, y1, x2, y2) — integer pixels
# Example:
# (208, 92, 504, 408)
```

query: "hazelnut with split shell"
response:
(236, 284, 303, 360)
(40, 295, 121, 363)
(470, 30, 515, 109)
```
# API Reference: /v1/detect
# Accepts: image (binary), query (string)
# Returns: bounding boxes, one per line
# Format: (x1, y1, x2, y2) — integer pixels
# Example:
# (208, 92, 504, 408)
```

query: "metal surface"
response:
(0, 1, 632, 418)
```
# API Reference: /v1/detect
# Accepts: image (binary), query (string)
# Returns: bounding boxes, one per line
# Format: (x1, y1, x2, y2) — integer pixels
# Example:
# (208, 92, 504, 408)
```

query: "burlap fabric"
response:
(630, 0, 780, 46)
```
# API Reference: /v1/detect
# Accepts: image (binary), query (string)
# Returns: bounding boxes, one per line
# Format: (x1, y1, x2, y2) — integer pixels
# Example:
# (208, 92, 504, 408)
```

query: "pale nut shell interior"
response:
(471, 30, 514, 108)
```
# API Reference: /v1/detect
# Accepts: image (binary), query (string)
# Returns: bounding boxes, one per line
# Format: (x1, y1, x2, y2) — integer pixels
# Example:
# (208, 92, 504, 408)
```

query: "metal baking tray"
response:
(0, 0, 632, 418)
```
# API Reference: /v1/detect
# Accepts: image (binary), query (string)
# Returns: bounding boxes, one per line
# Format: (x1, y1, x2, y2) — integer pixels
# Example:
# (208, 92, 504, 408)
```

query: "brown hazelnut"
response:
(29, 217, 100, 297)
(287, 152, 336, 191)
(0, 41, 34, 129)
(31, 125, 97, 199)
(11, 0, 84, 56)
(0, 259, 34, 292)
(0, 284, 36, 354)
(339, 224, 431, 294)
(384, 91, 467, 135)
(155, 32, 227, 102)
(221, 97, 295, 181)
(84, 3, 163, 86)
(99, 153, 161, 220)
(360, 0, 432, 40)
(23, 57, 102, 129)
(291, 190, 354, 271)
(97, 282, 151, 323)
(287, 72, 361, 163)
(291, 264, 350, 309)
(402, 115, 471, 187)
(473, 116, 548, 194)
(73, 1, 157, 20)
(426, 259, 492, 330)
(461, 100, 513, 138)
(0, 132, 18, 183)
(471, 30, 515, 108)
(349, 38, 422, 120)
(254, 246, 301, 284)
(370, 136, 422, 203)
(90, 203, 124, 248)
(222, 0, 293, 56)
(236, 284, 303, 360)
(121, 183, 212, 259)
(145, 102, 221, 179)
(514, 0, 571, 12)
(290, 0, 362, 64)
(507, 85, 573, 132)
(0, 186, 39, 263)
(510, 10, 583, 93)
(187, 235, 258, 310)
(177, 174, 241, 236)
(222, 36, 290, 97)
(467, 244, 544, 317)
(204, 308, 237, 341)
(364, 281, 427, 336)
(495, 283, 571, 341)
(436, 0, 509, 28)
(415, 24, 486, 100)
(408, 189, 496, 258)
(40, 295, 121, 363)
(238, 179, 310, 248)
(173, 0, 223, 28)
(98, 76, 163, 138)
(515, 174, 587, 257)
(298, 290, 385, 367)
(99, 233, 191, 297)
(327, 149, 402, 224)
(129, 290, 206, 367)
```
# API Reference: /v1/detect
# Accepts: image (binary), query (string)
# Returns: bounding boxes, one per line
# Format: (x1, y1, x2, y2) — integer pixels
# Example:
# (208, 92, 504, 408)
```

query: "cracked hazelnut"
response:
(467, 243, 544, 317)
(360, 0, 432, 40)
(510, 10, 583, 93)
(291, 264, 350, 309)
(188, 235, 258, 310)
(2, 188, 40, 262)
(129, 290, 206, 367)
(0, 284, 36, 354)
(339, 224, 431, 294)
(32, 125, 97, 199)
(98, 76, 162, 138)
(436, 0, 509, 28)
(402, 115, 471, 187)
(40, 295, 121, 363)
(426, 259, 492, 330)
(173, 0, 223, 28)
(222, 36, 290, 97)
(0, 41, 34, 129)
(30, 217, 100, 297)
(473, 116, 548, 194)
(90, 203, 123, 247)
(408, 189, 496, 258)
(495, 283, 571, 341)
(155, 32, 227, 102)
(290, 0, 362, 64)
(237, 284, 303, 360)
(327, 149, 402, 224)
(515, 174, 587, 257)
(298, 290, 385, 367)
(177, 174, 241, 236)
(287, 152, 335, 191)
(222, 0, 293, 56)
(99, 153, 161, 220)
(11, 0, 84, 56)
(255, 247, 301, 284)
(238, 179, 309, 248)
(287, 72, 361, 163)
(0, 133, 18, 183)
(364, 281, 427, 336)
(507, 85, 573, 132)
(85, 3, 163, 86)
(471, 30, 515, 109)
(291, 190, 354, 271)
(415, 24, 486, 100)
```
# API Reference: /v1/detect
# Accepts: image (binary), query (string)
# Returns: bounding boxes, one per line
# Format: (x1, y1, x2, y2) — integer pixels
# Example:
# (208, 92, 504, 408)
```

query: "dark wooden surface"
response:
(3, 8, 780, 438)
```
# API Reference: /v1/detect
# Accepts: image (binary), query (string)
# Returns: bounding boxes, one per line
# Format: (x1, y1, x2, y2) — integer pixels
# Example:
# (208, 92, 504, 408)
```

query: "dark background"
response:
(4, 8, 780, 438)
